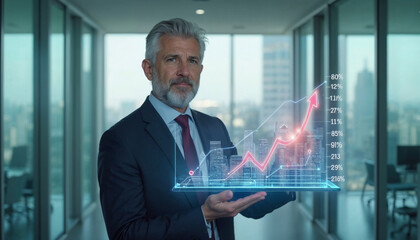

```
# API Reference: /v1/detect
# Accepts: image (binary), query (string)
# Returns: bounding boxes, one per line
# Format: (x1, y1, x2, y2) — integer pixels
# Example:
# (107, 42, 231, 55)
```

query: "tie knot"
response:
(174, 115, 190, 130)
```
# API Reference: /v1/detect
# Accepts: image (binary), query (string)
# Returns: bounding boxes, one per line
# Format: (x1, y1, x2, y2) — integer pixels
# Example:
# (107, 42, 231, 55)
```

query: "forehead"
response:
(158, 35, 200, 55)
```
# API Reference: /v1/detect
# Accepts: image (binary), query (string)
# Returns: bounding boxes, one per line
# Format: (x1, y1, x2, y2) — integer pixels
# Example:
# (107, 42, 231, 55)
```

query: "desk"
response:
(387, 183, 417, 221)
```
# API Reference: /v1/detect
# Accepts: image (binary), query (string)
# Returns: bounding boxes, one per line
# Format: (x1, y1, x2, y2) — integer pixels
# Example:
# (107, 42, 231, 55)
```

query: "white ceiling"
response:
(67, 0, 329, 34)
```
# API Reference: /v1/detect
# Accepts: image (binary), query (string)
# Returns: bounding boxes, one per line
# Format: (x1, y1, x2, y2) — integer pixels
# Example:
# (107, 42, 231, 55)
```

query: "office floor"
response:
(66, 201, 325, 240)
(4, 192, 417, 240)
(338, 191, 418, 240)
(67, 193, 418, 240)
(234, 201, 326, 240)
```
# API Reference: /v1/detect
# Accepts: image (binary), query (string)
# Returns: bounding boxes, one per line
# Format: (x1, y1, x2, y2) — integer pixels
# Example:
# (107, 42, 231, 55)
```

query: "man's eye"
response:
(190, 59, 198, 64)
(167, 58, 176, 62)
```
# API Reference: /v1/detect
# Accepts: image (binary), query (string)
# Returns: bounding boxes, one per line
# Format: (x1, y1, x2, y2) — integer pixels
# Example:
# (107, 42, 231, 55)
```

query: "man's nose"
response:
(176, 61, 190, 77)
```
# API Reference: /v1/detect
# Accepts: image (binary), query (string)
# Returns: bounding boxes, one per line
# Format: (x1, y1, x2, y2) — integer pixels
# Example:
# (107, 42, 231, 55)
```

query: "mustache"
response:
(169, 77, 194, 87)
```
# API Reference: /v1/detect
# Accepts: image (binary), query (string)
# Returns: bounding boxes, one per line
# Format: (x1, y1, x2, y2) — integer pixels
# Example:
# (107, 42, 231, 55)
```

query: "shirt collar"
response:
(148, 92, 194, 124)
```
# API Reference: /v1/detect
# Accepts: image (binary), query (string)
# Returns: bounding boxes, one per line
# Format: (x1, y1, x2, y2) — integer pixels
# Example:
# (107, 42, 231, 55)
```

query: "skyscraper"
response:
(261, 36, 293, 129)
(353, 65, 374, 158)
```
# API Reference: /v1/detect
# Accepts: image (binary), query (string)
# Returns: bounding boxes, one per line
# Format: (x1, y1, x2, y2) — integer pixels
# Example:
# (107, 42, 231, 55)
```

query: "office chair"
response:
(4, 174, 28, 223)
(361, 160, 375, 205)
(390, 198, 417, 237)
(9, 145, 28, 169)
(361, 160, 416, 216)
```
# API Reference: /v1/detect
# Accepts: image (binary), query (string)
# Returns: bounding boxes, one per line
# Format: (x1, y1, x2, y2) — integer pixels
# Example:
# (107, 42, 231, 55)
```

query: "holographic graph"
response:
(173, 81, 340, 191)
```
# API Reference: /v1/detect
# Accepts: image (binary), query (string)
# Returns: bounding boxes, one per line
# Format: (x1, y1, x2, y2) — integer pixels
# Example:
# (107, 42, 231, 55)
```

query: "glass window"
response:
(192, 35, 231, 127)
(49, 3, 65, 239)
(335, 0, 375, 239)
(2, 0, 35, 239)
(387, 0, 420, 237)
(104, 34, 149, 128)
(81, 24, 94, 208)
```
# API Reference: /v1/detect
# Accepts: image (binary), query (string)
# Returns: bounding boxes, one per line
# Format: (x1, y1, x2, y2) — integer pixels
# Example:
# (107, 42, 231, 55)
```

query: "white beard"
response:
(151, 71, 199, 109)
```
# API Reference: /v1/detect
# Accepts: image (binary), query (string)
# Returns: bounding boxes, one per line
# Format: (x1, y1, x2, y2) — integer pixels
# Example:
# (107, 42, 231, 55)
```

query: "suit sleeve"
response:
(98, 129, 208, 240)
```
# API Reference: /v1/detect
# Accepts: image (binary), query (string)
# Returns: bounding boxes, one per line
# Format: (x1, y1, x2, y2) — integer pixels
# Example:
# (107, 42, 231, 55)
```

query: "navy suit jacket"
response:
(98, 97, 294, 240)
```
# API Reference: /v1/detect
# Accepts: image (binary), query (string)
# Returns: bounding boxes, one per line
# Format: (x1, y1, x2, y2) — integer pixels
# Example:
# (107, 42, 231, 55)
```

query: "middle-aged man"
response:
(98, 18, 295, 240)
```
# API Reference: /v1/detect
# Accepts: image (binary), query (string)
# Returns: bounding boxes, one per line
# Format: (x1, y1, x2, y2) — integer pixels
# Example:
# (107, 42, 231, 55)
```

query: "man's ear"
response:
(142, 59, 153, 81)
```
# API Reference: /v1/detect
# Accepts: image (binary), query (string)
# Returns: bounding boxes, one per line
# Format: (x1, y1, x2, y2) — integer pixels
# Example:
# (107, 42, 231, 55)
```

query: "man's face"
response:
(143, 35, 203, 112)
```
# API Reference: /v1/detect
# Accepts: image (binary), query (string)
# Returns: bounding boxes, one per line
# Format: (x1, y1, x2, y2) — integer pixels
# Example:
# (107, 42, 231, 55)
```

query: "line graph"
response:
(188, 81, 327, 177)
(226, 90, 319, 178)
(173, 80, 340, 192)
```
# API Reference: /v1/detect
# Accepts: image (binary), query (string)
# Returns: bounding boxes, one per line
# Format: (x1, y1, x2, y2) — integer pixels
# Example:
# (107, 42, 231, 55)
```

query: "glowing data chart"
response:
(173, 75, 344, 192)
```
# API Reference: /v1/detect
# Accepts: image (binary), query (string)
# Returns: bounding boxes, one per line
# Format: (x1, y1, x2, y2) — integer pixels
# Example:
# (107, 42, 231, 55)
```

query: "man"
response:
(98, 18, 295, 240)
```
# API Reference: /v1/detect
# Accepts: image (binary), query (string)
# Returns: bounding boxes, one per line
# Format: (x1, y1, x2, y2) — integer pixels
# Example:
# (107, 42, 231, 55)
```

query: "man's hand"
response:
(201, 190, 267, 222)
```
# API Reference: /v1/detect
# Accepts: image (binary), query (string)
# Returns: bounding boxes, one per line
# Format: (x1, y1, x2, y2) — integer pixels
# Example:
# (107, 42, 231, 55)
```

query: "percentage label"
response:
(331, 164, 343, 171)
(331, 130, 344, 137)
(330, 83, 343, 89)
(329, 95, 343, 101)
(330, 176, 345, 182)
(330, 142, 343, 148)
(330, 74, 343, 80)
(331, 119, 343, 125)
(330, 107, 343, 114)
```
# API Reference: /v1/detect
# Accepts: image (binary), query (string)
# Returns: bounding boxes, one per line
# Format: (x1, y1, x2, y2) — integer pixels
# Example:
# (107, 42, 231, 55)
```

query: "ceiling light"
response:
(195, 9, 205, 15)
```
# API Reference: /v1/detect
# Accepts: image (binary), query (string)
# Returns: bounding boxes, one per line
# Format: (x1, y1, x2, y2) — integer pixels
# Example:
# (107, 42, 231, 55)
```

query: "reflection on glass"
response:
(82, 24, 94, 208)
(298, 20, 315, 212)
(336, 0, 375, 239)
(3, 0, 35, 239)
(49, 3, 65, 239)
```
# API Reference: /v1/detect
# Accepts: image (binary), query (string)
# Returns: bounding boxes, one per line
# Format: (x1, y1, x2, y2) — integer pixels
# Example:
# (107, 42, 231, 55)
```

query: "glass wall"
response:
(81, 24, 95, 208)
(335, 0, 375, 239)
(49, 2, 65, 239)
(1, 0, 100, 239)
(387, 0, 420, 238)
(3, 0, 35, 239)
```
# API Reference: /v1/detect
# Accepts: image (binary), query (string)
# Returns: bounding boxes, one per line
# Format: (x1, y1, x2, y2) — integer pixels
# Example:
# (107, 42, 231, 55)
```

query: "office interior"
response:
(1, 0, 419, 239)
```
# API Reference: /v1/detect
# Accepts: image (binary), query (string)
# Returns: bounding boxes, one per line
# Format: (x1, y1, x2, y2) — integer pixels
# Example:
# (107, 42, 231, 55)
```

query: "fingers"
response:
(211, 190, 233, 203)
(202, 191, 267, 222)
(228, 192, 266, 213)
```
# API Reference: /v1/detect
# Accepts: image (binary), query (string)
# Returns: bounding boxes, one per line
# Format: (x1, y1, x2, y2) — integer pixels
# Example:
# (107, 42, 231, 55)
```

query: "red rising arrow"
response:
(227, 91, 319, 177)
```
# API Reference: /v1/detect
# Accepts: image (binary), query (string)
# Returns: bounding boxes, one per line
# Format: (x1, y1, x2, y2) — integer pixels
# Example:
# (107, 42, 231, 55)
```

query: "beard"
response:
(151, 71, 199, 109)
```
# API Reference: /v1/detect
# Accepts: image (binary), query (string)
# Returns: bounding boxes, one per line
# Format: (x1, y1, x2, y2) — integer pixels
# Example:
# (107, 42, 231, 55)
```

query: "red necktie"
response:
(175, 115, 209, 203)
(174, 115, 199, 174)
(175, 115, 215, 239)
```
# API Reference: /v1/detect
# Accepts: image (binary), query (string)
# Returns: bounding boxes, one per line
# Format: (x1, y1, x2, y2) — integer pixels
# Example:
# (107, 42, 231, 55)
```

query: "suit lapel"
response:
(141, 98, 198, 207)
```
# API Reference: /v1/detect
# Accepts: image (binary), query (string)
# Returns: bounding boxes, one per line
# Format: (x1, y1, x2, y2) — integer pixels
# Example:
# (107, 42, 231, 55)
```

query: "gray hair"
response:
(145, 18, 207, 64)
